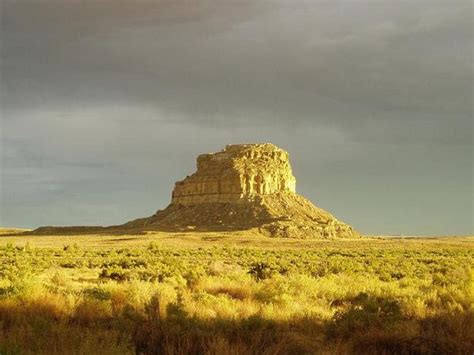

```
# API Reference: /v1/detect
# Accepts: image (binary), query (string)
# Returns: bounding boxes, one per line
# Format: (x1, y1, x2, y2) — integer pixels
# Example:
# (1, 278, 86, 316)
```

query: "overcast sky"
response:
(1, 0, 472, 235)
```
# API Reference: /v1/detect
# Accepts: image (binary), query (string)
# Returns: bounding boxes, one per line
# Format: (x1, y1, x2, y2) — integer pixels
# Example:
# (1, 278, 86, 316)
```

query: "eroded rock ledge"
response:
(171, 144, 296, 205)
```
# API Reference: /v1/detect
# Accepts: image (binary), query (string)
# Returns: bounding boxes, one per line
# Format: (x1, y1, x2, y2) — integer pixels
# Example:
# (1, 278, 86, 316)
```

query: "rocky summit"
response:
(172, 143, 296, 205)
(125, 143, 359, 238)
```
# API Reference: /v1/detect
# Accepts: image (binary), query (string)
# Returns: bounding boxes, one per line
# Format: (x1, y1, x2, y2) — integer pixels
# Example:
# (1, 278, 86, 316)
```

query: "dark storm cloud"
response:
(3, 1, 472, 129)
(1, 0, 472, 234)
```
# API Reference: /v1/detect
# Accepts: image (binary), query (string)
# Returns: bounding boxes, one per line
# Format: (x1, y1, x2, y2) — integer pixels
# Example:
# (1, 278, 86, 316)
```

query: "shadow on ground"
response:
(0, 293, 472, 354)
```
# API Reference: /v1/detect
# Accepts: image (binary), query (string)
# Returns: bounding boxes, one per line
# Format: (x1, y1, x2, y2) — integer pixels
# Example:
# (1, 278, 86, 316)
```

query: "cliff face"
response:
(125, 143, 360, 239)
(171, 144, 296, 205)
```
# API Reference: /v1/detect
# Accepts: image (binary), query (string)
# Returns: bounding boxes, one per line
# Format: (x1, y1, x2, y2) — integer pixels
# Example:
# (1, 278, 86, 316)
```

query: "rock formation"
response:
(171, 144, 295, 205)
(30, 143, 359, 238)
(125, 143, 360, 238)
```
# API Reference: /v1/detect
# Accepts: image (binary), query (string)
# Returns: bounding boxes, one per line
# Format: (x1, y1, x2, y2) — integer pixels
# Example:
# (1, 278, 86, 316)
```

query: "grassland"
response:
(0, 229, 472, 354)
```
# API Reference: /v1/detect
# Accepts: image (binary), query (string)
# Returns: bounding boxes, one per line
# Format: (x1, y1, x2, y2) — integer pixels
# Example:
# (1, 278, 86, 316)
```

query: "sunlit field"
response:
(0, 230, 472, 354)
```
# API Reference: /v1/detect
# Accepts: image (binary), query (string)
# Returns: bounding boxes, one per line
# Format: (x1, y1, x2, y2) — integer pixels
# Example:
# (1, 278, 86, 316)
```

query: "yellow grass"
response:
(0, 229, 472, 354)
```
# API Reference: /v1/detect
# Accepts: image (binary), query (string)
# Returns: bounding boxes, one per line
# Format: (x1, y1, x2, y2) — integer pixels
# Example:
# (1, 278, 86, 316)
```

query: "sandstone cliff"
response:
(126, 143, 360, 238)
(171, 144, 295, 205)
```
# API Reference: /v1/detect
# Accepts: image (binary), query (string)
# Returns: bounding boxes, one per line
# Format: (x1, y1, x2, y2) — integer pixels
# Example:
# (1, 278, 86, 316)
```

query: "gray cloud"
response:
(1, 0, 472, 234)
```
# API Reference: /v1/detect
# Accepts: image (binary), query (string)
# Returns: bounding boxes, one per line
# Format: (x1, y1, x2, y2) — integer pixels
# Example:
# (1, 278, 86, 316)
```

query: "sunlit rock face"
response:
(171, 144, 297, 205)
(123, 143, 360, 238)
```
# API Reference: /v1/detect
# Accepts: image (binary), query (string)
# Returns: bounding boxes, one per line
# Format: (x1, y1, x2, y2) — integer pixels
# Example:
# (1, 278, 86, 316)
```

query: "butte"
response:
(123, 143, 359, 238)
(31, 143, 359, 238)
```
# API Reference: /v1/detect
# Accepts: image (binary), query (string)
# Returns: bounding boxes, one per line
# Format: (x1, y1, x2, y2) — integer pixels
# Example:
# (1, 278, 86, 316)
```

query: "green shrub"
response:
(327, 293, 403, 339)
(248, 262, 277, 281)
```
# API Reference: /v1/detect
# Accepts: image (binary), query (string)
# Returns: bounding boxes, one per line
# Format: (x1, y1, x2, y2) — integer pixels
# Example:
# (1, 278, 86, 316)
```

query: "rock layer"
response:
(171, 144, 296, 205)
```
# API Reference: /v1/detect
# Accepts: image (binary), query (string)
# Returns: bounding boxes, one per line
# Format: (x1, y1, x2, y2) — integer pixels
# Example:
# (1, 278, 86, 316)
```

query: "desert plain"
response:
(0, 227, 473, 354)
